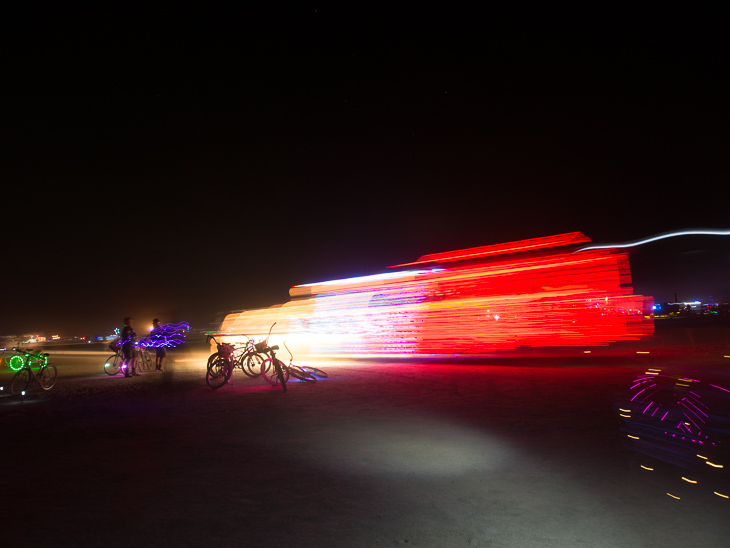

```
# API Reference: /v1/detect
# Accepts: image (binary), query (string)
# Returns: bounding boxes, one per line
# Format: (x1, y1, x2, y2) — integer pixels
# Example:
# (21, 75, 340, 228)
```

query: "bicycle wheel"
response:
(299, 366, 328, 378)
(10, 368, 31, 395)
(261, 358, 289, 387)
(274, 359, 287, 392)
(139, 349, 153, 371)
(243, 353, 265, 378)
(206, 355, 231, 389)
(225, 356, 234, 383)
(288, 365, 317, 382)
(104, 354, 122, 375)
(8, 354, 25, 371)
(39, 364, 58, 390)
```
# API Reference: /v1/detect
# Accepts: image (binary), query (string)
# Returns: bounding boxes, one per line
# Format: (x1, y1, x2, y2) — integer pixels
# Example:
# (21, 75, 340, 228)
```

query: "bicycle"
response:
(103, 350, 124, 375)
(205, 334, 237, 389)
(204, 332, 268, 388)
(257, 343, 289, 390)
(256, 323, 327, 390)
(10, 349, 58, 395)
(242, 323, 286, 390)
(260, 341, 329, 387)
(136, 346, 152, 371)
(232, 337, 266, 378)
(103, 344, 151, 376)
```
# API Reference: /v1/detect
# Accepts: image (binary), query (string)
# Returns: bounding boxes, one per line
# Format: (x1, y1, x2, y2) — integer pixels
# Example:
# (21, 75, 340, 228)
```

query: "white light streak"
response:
(576, 229, 730, 252)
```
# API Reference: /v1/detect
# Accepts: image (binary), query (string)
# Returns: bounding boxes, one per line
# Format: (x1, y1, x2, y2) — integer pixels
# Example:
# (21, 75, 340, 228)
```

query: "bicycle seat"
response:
(270, 345, 279, 351)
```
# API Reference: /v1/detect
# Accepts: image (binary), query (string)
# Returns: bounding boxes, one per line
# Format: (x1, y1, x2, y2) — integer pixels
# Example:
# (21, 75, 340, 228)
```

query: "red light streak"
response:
(220, 233, 653, 355)
(390, 231, 591, 267)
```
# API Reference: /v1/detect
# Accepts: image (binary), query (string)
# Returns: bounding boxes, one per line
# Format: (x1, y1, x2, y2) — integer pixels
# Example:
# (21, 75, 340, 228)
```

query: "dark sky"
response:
(3, 4, 729, 336)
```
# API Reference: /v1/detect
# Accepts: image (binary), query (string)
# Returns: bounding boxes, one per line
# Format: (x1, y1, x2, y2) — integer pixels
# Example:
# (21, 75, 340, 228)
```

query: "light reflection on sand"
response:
(299, 414, 513, 476)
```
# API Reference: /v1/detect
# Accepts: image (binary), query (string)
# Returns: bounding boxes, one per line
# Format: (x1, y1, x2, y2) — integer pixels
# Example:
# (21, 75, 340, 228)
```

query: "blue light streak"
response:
(137, 322, 191, 349)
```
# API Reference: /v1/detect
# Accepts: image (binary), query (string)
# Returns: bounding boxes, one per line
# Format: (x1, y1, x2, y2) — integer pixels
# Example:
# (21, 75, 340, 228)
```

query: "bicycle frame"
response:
(11, 349, 48, 371)
(10, 350, 57, 395)
(259, 344, 288, 391)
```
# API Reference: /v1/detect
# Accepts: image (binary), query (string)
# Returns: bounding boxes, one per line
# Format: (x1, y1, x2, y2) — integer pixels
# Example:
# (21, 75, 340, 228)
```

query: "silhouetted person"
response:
(121, 317, 139, 377)
(151, 318, 167, 371)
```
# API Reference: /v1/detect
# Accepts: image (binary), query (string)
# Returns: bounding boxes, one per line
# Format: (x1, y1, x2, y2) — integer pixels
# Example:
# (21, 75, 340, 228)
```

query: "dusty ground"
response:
(2, 329, 730, 547)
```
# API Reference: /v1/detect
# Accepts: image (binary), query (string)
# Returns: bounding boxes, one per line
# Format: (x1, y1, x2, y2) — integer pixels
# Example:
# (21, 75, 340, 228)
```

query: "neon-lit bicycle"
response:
(2, 345, 31, 372)
(10, 349, 58, 395)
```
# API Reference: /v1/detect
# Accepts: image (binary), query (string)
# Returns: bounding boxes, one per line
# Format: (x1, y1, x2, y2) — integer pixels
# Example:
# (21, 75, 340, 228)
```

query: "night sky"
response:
(4, 5, 729, 336)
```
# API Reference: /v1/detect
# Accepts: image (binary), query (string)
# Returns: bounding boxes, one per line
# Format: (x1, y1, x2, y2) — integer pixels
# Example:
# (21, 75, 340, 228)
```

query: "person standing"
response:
(121, 317, 139, 377)
(151, 318, 167, 371)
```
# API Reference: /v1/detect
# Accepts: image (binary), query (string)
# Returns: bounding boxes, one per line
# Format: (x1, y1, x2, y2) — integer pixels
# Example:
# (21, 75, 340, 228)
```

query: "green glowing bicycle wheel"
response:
(8, 355, 25, 371)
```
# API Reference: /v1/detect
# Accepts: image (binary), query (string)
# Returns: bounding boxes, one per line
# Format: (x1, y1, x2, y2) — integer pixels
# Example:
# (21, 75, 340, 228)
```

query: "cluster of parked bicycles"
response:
(205, 323, 327, 392)
(1, 347, 58, 395)
(1, 323, 326, 397)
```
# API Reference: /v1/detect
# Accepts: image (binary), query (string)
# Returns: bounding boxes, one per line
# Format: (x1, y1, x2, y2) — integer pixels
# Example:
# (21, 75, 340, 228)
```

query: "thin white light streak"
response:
(295, 269, 443, 288)
(576, 229, 730, 252)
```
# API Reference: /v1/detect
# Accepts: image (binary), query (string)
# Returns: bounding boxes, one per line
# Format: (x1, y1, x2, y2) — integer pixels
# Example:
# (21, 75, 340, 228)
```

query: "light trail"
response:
(218, 232, 653, 356)
(576, 229, 730, 252)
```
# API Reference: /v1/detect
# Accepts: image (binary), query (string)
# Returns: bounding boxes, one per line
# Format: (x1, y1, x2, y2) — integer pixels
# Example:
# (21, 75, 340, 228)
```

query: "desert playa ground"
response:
(2, 322, 730, 547)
